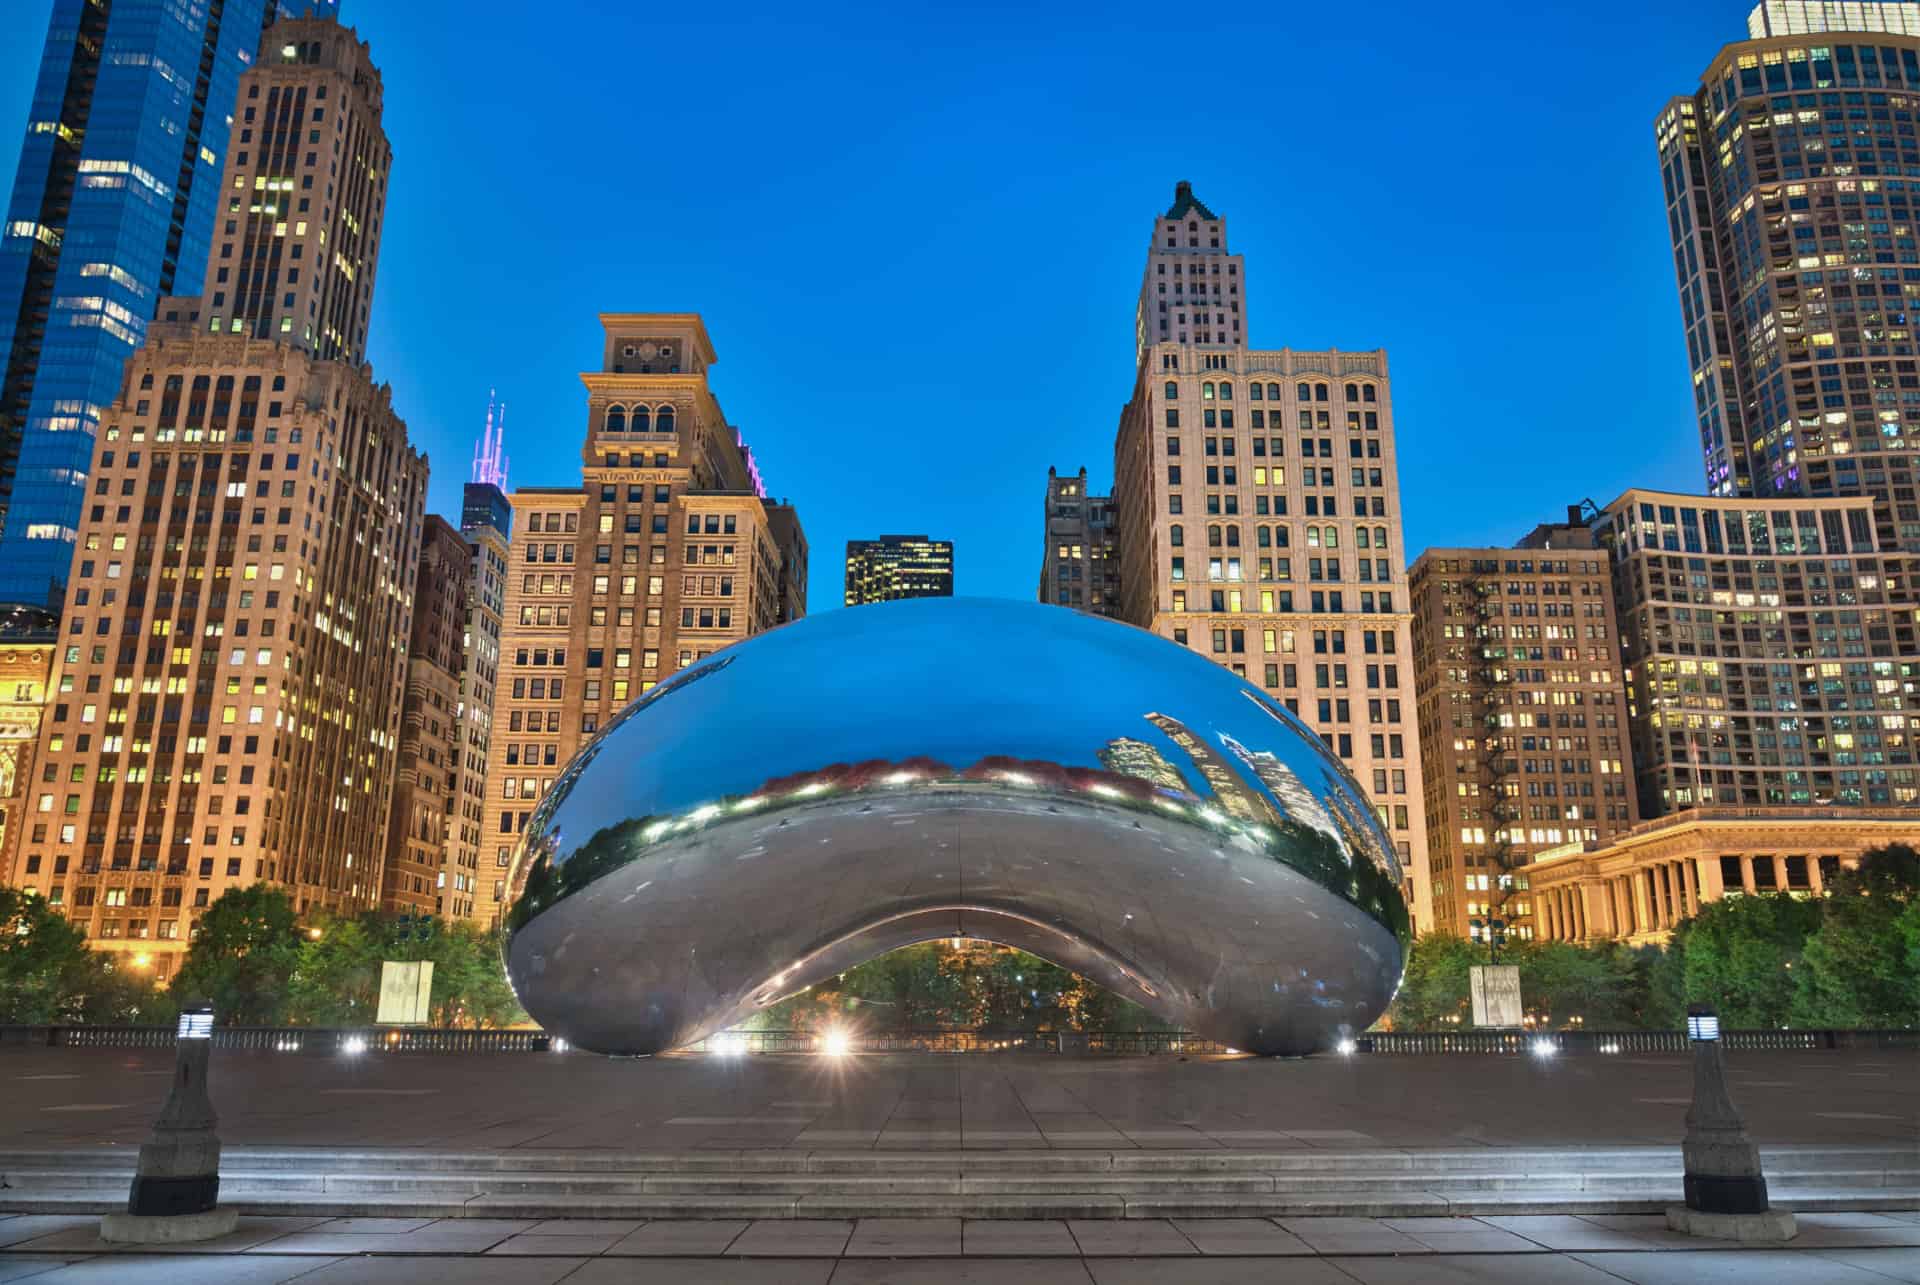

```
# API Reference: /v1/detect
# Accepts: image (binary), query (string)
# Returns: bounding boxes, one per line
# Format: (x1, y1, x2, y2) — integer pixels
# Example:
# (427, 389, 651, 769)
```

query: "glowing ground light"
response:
(1336, 1037, 1357, 1056)
(1530, 1037, 1557, 1059)
(341, 1036, 368, 1056)
(820, 1028, 851, 1058)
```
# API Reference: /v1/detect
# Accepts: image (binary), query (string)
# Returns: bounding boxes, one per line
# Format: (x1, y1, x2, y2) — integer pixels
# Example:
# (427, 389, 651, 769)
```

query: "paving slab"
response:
(724, 1218, 853, 1256)
(604, 1220, 747, 1255)
(1086, 1260, 1355, 1284)
(1568, 1249, 1899, 1283)
(566, 1264, 834, 1285)
(1066, 1219, 1196, 1255)
(843, 1217, 963, 1256)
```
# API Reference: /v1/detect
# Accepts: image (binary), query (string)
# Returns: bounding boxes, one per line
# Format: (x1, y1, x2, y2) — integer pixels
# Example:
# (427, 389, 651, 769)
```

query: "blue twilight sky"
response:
(2, 1, 1749, 605)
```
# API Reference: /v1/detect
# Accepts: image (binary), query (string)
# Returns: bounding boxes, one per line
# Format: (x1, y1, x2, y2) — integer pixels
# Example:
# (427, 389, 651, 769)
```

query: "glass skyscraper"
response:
(0, 0, 282, 605)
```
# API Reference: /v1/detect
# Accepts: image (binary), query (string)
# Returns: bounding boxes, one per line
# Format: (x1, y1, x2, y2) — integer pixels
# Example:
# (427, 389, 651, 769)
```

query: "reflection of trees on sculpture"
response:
(753, 940, 1180, 1036)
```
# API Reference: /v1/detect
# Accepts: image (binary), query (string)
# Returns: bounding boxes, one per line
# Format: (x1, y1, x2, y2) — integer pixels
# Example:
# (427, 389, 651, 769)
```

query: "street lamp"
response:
(100, 1002, 235, 1243)
(1666, 1004, 1797, 1241)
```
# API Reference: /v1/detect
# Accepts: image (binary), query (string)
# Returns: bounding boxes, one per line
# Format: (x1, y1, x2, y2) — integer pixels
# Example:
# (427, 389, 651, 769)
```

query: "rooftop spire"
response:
(1164, 180, 1219, 220)
(472, 389, 508, 488)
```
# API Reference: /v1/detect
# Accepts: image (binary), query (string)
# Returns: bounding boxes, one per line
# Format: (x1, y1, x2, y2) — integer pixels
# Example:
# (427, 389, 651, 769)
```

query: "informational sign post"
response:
(1469, 964, 1523, 1028)
(375, 960, 434, 1026)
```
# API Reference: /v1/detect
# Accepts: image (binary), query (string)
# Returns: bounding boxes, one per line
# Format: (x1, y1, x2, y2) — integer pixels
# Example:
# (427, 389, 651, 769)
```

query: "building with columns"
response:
(1110, 182, 1427, 923)
(4, 13, 427, 976)
(1529, 806, 1916, 945)
(477, 314, 802, 916)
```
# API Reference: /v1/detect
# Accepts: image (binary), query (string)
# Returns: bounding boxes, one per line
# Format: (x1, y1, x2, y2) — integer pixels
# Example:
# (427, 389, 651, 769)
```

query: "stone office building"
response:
(1109, 182, 1428, 922)
(477, 314, 804, 911)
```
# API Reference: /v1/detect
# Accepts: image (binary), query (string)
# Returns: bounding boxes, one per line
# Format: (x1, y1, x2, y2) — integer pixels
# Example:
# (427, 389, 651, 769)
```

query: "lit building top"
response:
(1747, 0, 1920, 36)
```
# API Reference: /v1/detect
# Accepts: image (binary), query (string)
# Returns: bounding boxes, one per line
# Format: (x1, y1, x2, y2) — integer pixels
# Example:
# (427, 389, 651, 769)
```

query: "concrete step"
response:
(2, 1185, 1916, 1220)
(2, 1143, 1910, 1175)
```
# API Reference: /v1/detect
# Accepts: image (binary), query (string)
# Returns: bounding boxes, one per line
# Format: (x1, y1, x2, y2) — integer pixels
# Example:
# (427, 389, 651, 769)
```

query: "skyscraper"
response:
(844, 535, 954, 605)
(1408, 517, 1640, 942)
(478, 314, 803, 911)
(6, 14, 426, 976)
(1110, 181, 1427, 916)
(1657, 2, 1920, 549)
(0, 0, 281, 604)
(1039, 467, 1119, 615)
(456, 413, 512, 922)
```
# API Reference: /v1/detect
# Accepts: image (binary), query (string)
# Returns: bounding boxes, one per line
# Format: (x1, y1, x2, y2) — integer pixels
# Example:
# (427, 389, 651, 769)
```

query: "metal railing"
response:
(1, 1025, 554, 1054)
(0, 1024, 1911, 1055)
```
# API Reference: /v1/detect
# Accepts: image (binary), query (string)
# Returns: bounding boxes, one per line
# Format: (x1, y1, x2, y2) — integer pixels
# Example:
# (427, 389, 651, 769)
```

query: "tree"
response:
(1680, 893, 1821, 1028)
(169, 884, 302, 1025)
(285, 913, 385, 1026)
(1384, 933, 1478, 1029)
(0, 887, 103, 1022)
(1791, 843, 1920, 1028)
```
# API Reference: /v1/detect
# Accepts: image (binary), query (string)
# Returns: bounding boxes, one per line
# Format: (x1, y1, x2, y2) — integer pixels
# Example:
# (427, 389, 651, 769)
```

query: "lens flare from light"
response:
(821, 1028, 851, 1058)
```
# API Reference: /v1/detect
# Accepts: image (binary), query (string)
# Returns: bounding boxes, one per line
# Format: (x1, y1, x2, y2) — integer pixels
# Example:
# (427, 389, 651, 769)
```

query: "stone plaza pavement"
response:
(0, 1209, 1918, 1282)
(0, 1045, 1910, 1150)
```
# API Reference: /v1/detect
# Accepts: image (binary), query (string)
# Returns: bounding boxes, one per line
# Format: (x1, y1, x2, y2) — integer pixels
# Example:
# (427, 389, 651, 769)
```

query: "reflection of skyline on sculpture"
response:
(1143, 712, 1270, 822)
(501, 599, 1407, 1057)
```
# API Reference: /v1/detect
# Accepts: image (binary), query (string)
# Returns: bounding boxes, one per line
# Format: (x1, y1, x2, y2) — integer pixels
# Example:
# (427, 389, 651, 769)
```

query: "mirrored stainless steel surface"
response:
(503, 598, 1409, 1056)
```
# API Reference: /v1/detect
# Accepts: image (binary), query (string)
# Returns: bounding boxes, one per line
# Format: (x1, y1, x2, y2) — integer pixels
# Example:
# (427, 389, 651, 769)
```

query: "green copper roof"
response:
(1164, 180, 1218, 220)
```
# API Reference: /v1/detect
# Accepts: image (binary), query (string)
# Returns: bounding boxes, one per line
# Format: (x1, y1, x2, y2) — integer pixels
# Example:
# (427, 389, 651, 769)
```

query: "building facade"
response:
(1039, 467, 1120, 615)
(477, 314, 801, 910)
(1409, 521, 1639, 942)
(381, 516, 466, 915)
(766, 501, 809, 625)
(5, 14, 427, 975)
(1592, 488, 1918, 816)
(844, 535, 954, 605)
(0, 606, 59, 874)
(1657, 2, 1920, 550)
(455, 479, 509, 922)
(1528, 806, 1916, 945)
(1110, 182, 1428, 917)
(0, 0, 281, 603)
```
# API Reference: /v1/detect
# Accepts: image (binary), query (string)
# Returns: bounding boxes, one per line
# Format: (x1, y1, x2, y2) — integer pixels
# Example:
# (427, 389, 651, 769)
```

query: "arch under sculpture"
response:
(502, 598, 1409, 1056)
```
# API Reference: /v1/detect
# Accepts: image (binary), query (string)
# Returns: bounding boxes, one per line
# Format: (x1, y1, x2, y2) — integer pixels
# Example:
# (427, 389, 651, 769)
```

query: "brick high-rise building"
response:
(1110, 181, 1427, 916)
(382, 517, 466, 916)
(1591, 488, 1918, 813)
(1409, 517, 1639, 942)
(478, 314, 802, 895)
(1039, 467, 1120, 615)
(1657, 2, 1920, 550)
(6, 13, 426, 976)
(0, 0, 284, 603)
(843, 535, 954, 606)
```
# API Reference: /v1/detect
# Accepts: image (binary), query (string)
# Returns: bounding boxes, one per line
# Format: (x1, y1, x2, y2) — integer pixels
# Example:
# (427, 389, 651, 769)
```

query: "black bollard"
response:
(100, 1002, 239, 1243)
(1665, 1005, 1797, 1242)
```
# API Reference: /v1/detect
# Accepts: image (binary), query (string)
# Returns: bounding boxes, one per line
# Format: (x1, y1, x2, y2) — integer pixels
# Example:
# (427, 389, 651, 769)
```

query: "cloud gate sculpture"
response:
(502, 598, 1409, 1056)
